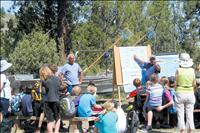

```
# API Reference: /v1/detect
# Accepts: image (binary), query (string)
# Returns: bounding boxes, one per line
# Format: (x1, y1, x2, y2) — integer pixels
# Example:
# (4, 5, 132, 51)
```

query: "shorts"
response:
(33, 100, 45, 116)
(0, 98, 9, 115)
(144, 102, 159, 112)
(44, 102, 60, 122)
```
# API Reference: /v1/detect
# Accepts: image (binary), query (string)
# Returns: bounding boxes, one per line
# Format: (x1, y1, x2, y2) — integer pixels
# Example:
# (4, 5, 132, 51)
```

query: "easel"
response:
(112, 45, 152, 106)
(112, 45, 123, 106)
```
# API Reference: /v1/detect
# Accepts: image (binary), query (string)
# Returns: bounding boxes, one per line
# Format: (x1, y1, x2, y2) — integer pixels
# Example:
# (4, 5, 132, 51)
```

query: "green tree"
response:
(178, 1, 200, 64)
(9, 30, 65, 74)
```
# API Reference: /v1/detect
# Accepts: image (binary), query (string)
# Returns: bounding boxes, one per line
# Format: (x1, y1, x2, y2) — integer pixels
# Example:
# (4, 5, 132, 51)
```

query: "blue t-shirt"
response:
(61, 63, 82, 85)
(78, 93, 96, 117)
(144, 62, 160, 81)
(95, 111, 118, 133)
(21, 93, 33, 116)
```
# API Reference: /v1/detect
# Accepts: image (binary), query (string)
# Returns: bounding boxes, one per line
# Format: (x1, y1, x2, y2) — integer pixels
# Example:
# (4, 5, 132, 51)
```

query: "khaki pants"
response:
(176, 93, 195, 130)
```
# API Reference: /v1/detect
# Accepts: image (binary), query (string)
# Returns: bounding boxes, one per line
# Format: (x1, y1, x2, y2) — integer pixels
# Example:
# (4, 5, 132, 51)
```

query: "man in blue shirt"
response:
(60, 54, 83, 94)
(134, 55, 161, 83)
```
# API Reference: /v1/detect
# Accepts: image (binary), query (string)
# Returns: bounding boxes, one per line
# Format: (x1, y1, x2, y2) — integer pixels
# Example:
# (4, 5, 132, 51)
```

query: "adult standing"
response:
(175, 53, 196, 133)
(133, 55, 161, 83)
(60, 54, 83, 94)
(0, 60, 12, 122)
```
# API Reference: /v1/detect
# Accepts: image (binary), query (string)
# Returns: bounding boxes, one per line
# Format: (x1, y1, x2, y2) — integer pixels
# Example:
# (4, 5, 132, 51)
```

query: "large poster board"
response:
(156, 55, 179, 77)
(118, 46, 151, 92)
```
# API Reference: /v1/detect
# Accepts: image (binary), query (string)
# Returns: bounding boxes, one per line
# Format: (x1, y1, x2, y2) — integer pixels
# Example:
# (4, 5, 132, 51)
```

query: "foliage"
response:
(1, 1, 200, 74)
(9, 31, 65, 74)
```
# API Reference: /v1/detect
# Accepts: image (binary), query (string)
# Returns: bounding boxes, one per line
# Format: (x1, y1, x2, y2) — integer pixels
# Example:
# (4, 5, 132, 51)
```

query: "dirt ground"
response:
(12, 128, 200, 133)
(137, 128, 200, 133)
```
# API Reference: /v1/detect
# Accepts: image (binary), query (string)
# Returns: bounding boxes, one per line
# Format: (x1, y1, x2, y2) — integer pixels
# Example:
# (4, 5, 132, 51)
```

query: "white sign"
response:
(119, 46, 149, 92)
(156, 55, 179, 77)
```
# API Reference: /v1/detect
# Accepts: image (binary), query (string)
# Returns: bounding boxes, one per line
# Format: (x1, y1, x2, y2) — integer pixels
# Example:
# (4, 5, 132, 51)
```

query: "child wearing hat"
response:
(94, 101, 118, 133)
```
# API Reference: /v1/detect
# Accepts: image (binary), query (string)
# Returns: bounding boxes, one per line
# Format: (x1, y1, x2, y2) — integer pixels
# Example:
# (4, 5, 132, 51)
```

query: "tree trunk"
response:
(57, 0, 70, 58)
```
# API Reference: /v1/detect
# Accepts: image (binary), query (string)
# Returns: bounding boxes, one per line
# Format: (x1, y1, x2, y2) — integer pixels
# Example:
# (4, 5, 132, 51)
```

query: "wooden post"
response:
(112, 85, 115, 99)
(118, 86, 121, 107)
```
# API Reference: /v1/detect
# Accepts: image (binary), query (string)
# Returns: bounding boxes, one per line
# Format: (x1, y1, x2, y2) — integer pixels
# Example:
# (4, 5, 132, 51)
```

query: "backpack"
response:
(60, 96, 77, 119)
(0, 118, 14, 133)
(10, 92, 25, 113)
(32, 81, 42, 102)
(168, 88, 177, 114)
(126, 110, 139, 133)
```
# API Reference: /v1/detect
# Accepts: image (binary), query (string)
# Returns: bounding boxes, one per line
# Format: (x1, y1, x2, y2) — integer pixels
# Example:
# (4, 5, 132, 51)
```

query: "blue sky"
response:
(1, 0, 19, 13)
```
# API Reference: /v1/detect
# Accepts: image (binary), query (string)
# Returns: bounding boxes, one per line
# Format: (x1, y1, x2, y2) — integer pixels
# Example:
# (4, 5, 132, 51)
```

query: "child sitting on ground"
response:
(94, 101, 118, 133)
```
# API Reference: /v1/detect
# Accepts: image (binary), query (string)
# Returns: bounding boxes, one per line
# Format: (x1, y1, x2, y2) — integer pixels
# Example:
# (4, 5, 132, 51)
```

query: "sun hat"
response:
(0, 60, 12, 72)
(179, 53, 193, 68)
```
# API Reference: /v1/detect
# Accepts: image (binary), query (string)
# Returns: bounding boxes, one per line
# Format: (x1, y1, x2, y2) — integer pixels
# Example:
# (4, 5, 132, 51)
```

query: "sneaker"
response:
(146, 125, 152, 130)
(140, 125, 152, 132)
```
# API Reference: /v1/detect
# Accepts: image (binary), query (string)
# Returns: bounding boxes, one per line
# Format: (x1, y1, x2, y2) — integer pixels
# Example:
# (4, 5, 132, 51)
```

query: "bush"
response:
(9, 30, 65, 74)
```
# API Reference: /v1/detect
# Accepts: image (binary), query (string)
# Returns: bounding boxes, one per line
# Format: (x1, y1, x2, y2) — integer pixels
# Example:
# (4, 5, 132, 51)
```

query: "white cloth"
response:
(0, 74, 12, 100)
(116, 107, 126, 133)
(176, 93, 195, 130)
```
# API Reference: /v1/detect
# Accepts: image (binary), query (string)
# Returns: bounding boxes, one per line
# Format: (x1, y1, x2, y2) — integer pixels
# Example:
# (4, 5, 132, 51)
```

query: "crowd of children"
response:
(1, 54, 200, 133)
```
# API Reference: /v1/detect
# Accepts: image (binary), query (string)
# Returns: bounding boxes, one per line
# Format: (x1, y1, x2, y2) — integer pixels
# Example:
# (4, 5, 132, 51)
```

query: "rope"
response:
(83, 37, 121, 73)
(83, 33, 147, 73)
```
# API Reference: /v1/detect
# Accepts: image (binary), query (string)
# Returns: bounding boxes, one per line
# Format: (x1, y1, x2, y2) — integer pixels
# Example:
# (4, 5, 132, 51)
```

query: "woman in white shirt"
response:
(0, 59, 12, 122)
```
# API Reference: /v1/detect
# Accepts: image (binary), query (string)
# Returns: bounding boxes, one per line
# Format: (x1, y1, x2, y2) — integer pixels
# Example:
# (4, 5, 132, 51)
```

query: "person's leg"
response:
(47, 121, 55, 133)
(147, 110, 153, 127)
(54, 119, 61, 133)
(185, 94, 195, 133)
(53, 102, 61, 133)
(45, 102, 55, 133)
(35, 112, 45, 133)
(143, 103, 148, 122)
(176, 93, 185, 133)
(0, 112, 2, 123)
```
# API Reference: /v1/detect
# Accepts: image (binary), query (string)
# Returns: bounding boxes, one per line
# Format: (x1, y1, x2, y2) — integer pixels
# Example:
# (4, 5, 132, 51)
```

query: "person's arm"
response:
(0, 75, 6, 92)
(91, 96, 102, 109)
(156, 100, 173, 112)
(133, 54, 145, 65)
(175, 70, 179, 89)
(144, 91, 150, 103)
(193, 69, 197, 92)
(93, 104, 102, 109)
(0, 82, 2, 93)
(79, 71, 83, 84)
(157, 89, 173, 112)
(155, 64, 161, 73)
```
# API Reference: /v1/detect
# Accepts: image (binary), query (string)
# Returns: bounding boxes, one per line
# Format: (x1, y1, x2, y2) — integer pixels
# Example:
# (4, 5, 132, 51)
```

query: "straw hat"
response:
(179, 53, 193, 68)
(0, 60, 12, 72)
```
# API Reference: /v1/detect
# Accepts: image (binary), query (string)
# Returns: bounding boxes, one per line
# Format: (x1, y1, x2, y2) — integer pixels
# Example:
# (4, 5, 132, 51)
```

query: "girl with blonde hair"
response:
(95, 101, 118, 133)
(39, 65, 61, 133)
